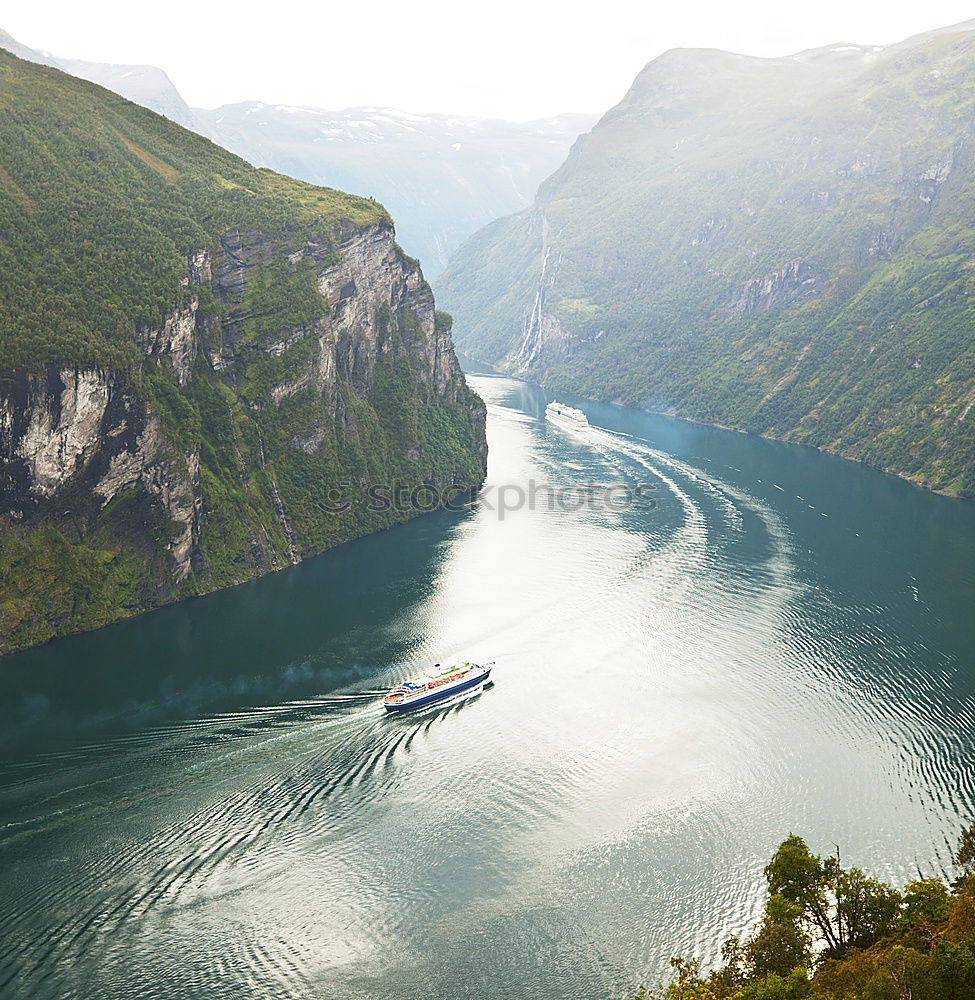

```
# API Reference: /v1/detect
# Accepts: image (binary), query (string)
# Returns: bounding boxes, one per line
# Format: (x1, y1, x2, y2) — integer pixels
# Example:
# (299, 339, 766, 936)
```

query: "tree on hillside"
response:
(956, 823, 975, 880)
(836, 867, 902, 950)
(765, 835, 902, 957)
(764, 836, 837, 951)
(745, 895, 811, 979)
(900, 878, 954, 954)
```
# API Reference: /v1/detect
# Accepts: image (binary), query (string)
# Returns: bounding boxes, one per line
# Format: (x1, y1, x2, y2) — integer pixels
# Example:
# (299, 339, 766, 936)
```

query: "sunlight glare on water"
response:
(1, 368, 974, 1000)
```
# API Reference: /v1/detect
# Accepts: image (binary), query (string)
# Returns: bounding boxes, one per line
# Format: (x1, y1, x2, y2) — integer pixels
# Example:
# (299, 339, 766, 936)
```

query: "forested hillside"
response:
(0, 49, 486, 653)
(438, 22, 975, 497)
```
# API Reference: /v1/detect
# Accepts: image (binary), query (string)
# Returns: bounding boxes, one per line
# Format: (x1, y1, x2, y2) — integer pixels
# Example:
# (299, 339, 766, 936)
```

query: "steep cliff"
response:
(0, 50, 486, 654)
(437, 22, 975, 497)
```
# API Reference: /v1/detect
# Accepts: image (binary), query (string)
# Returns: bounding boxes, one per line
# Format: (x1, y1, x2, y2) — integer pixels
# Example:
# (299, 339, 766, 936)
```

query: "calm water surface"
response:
(1, 368, 974, 999)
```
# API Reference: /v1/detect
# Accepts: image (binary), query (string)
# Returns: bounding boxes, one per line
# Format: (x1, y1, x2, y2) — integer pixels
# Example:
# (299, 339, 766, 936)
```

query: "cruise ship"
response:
(545, 400, 590, 432)
(383, 662, 492, 713)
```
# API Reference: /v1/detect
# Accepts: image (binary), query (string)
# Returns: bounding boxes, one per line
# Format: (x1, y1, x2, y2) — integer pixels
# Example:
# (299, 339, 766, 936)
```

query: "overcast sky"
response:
(6, 1, 975, 119)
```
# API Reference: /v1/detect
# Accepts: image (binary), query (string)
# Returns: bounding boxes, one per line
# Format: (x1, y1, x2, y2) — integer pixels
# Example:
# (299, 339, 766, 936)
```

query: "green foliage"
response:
(932, 938, 975, 997)
(638, 826, 975, 1000)
(837, 869, 903, 951)
(659, 957, 716, 1000)
(438, 29, 975, 497)
(734, 970, 811, 1000)
(763, 837, 904, 955)
(902, 879, 953, 941)
(765, 836, 839, 952)
(746, 896, 811, 980)
(0, 48, 386, 372)
(957, 824, 975, 878)
(240, 256, 327, 346)
(765, 837, 829, 909)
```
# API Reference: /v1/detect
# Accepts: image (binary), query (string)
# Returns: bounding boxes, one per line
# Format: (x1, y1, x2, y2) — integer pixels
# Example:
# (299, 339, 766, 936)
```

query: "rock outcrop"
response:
(0, 220, 485, 654)
(0, 48, 486, 655)
(727, 261, 818, 318)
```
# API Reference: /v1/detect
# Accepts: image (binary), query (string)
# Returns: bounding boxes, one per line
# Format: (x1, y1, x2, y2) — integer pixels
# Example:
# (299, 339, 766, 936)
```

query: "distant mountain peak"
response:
(0, 27, 58, 66)
(0, 27, 196, 127)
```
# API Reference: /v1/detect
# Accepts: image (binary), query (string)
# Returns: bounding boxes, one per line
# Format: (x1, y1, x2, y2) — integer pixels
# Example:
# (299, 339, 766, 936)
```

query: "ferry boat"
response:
(383, 662, 492, 713)
(545, 400, 589, 432)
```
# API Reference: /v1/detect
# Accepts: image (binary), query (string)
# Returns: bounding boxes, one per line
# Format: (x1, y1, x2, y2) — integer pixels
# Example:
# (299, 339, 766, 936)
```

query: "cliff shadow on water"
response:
(0, 503, 470, 764)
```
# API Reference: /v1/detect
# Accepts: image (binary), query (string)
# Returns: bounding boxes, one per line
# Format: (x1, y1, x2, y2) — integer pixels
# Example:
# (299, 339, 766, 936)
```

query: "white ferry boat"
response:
(545, 400, 590, 432)
(383, 662, 492, 713)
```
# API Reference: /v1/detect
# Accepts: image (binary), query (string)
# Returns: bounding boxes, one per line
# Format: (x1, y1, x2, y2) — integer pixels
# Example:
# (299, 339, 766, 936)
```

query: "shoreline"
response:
(460, 357, 971, 504)
(0, 492, 481, 660)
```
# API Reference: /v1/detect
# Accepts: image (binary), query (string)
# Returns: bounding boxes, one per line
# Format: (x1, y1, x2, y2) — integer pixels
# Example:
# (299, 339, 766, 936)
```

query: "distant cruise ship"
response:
(383, 662, 492, 713)
(545, 400, 590, 432)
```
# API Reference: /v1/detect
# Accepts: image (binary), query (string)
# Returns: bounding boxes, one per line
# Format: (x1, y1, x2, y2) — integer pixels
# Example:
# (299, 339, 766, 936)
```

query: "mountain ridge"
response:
(437, 21, 975, 498)
(0, 28, 595, 275)
(0, 48, 486, 654)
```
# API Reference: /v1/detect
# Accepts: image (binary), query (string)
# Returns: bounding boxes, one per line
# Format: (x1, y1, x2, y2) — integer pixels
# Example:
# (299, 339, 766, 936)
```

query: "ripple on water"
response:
(0, 373, 973, 999)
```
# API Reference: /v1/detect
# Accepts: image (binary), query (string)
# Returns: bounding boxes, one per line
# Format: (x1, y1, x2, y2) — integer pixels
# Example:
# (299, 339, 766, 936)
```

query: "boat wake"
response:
(0, 374, 973, 1000)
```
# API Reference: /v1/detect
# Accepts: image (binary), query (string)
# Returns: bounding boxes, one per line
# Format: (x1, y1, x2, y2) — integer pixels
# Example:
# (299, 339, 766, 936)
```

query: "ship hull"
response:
(545, 401, 589, 432)
(384, 667, 491, 713)
(545, 412, 588, 433)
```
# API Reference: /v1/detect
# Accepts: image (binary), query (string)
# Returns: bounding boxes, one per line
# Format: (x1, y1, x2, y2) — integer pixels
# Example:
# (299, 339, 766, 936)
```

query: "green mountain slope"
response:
(0, 48, 386, 371)
(437, 23, 975, 497)
(0, 49, 486, 654)
(1, 26, 595, 279)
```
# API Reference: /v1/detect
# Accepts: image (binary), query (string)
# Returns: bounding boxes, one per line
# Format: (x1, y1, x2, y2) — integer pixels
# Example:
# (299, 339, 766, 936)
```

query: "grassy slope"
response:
(438, 28, 975, 497)
(0, 51, 485, 653)
(0, 48, 387, 370)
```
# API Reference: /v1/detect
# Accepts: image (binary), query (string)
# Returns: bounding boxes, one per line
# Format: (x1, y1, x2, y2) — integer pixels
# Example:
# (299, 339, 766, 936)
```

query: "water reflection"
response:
(0, 506, 469, 760)
(0, 368, 973, 1000)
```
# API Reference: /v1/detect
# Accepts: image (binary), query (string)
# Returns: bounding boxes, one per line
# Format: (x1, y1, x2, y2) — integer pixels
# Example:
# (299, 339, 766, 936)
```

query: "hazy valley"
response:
(1, 11, 974, 1000)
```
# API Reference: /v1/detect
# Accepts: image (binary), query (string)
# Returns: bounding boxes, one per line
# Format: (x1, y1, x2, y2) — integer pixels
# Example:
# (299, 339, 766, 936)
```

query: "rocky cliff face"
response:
(0, 221, 485, 654)
(0, 365, 201, 584)
(0, 48, 487, 655)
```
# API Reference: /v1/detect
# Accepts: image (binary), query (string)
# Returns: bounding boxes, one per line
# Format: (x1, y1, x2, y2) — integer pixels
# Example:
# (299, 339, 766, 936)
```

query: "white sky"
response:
(6, 1, 975, 119)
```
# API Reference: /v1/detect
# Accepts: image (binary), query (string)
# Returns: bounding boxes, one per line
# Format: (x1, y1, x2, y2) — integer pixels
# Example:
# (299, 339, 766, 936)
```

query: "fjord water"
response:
(1, 369, 974, 1000)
